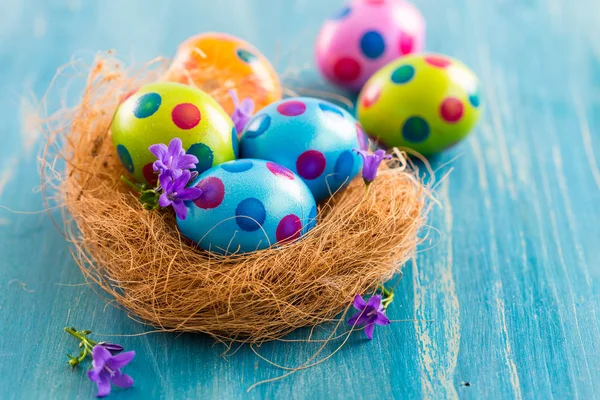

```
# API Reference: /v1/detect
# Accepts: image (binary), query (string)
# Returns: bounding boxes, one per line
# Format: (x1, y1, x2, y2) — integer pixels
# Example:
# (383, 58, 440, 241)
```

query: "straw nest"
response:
(42, 54, 426, 343)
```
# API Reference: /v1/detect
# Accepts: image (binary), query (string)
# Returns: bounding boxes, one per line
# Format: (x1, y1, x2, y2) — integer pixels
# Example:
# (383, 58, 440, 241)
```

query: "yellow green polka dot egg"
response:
(357, 53, 482, 155)
(110, 82, 237, 184)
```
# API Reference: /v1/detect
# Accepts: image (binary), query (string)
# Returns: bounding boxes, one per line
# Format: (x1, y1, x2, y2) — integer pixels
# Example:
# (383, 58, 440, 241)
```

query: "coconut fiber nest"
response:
(43, 55, 426, 344)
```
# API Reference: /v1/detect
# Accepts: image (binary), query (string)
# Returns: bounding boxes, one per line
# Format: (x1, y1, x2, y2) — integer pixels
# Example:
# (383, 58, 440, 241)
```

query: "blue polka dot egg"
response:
(177, 159, 317, 255)
(239, 97, 367, 202)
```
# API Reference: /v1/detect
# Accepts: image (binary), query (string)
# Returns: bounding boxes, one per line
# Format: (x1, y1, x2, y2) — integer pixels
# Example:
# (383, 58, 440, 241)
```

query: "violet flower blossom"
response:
(229, 90, 255, 133)
(354, 149, 392, 185)
(347, 294, 391, 339)
(98, 342, 124, 354)
(88, 345, 135, 397)
(158, 169, 202, 220)
(149, 137, 198, 174)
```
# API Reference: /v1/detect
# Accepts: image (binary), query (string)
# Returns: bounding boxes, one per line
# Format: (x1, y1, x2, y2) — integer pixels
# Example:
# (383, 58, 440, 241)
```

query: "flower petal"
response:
(106, 350, 135, 369)
(353, 295, 367, 311)
(172, 200, 188, 220)
(95, 373, 112, 397)
(158, 192, 171, 207)
(173, 170, 192, 191)
(229, 89, 240, 107)
(176, 154, 199, 170)
(167, 137, 184, 158)
(87, 366, 102, 383)
(347, 313, 359, 326)
(177, 187, 202, 201)
(91, 345, 112, 367)
(159, 171, 174, 192)
(111, 370, 134, 388)
(364, 323, 375, 340)
(149, 143, 167, 160)
(367, 295, 382, 310)
(375, 312, 391, 326)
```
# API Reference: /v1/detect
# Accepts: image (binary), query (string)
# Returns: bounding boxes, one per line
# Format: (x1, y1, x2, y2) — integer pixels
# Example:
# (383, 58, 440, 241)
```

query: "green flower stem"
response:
(378, 284, 395, 310)
(120, 175, 141, 192)
(64, 327, 98, 369)
(120, 175, 161, 210)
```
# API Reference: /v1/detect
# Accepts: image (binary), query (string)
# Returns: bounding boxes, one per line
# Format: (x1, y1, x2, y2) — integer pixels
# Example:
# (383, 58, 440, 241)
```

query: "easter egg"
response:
(177, 159, 317, 255)
(357, 54, 482, 155)
(111, 82, 237, 184)
(315, 0, 425, 92)
(239, 97, 366, 202)
(165, 32, 282, 115)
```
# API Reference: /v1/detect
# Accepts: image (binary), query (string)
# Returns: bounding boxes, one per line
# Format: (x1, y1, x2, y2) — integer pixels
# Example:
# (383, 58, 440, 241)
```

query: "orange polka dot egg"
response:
(111, 82, 237, 185)
(165, 32, 282, 115)
(357, 54, 482, 155)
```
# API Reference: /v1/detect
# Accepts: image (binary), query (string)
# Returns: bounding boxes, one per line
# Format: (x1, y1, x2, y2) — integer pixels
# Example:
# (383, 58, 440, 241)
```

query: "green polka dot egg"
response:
(111, 82, 238, 184)
(357, 54, 482, 155)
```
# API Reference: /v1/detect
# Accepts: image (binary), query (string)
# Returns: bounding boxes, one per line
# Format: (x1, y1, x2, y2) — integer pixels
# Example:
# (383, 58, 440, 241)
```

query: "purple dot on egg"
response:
(296, 150, 326, 180)
(267, 162, 295, 180)
(276, 214, 302, 243)
(235, 198, 266, 232)
(277, 100, 307, 117)
(193, 177, 225, 209)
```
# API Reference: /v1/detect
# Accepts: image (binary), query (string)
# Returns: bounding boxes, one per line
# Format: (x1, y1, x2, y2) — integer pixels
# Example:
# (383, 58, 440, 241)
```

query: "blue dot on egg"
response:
(133, 92, 161, 118)
(235, 198, 266, 232)
(187, 143, 214, 174)
(231, 126, 239, 158)
(402, 116, 430, 143)
(331, 6, 351, 20)
(469, 91, 480, 108)
(360, 31, 386, 59)
(237, 49, 257, 64)
(318, 102, 345, 119)
(117, 144, 134, 173)
(222, 160, 253, 173)
(244, 114, 271, 139)
(333, 151, 355, 185)
(391, 65, 415, 84)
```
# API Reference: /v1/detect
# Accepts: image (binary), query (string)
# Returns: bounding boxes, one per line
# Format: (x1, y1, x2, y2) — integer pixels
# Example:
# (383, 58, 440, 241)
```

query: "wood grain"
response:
(0, 0, 599, 399)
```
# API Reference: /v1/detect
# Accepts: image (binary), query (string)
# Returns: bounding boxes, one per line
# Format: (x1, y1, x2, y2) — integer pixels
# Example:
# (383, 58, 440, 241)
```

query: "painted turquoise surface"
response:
(1, 0, 599, 399)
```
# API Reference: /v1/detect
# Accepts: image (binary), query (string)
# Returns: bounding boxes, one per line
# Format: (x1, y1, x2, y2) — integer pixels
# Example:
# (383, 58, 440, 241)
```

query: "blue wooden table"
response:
(1, 0, 599, 398)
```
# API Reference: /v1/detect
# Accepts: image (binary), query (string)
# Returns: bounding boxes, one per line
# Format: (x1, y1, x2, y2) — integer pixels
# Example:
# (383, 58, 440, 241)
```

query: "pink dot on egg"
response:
(277, 100, 307, 117)
(361, 81, 381, 108)
(398, 32, 414, 54)
(172, 103, 201, 130)
(440, 97, 464, 123)
(425, 55, 452, 68)
(276, 214, 302, 243)
(193, 177, 225, 209)
(296, 150, 326, 180)
(267, 162, 295, 180)
(333, 57, 362, 82)
(142, 163, 158, 186)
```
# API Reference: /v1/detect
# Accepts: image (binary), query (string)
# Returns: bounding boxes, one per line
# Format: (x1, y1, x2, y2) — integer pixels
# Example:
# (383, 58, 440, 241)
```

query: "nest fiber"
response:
(44, 55, 425, 343)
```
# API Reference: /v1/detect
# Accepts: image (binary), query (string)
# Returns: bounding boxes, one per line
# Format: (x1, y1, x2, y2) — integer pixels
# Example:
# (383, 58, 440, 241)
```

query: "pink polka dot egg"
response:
(357, 54, 482, 155)
(239, 97, 368, 202)
(110, 82, 238, 185)
(315, 0, 426, 92)
(177, 159, 317, 255)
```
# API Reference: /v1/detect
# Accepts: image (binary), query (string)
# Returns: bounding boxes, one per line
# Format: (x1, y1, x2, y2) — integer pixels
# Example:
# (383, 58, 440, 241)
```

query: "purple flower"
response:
(98, 342, 124, 354)
(347, 294, 391, 339)
(354, 149, 392, 185)
(149, 138, 198, 174)
(87, 345, 135, 397)
(158, 169, 202, 220)
(229, 89, 255, 133)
